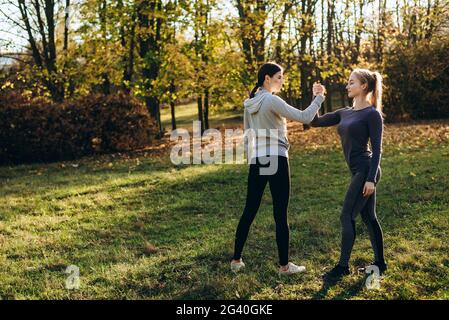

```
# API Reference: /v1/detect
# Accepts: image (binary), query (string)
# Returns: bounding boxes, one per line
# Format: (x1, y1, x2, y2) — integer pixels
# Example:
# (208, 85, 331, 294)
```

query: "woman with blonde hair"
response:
(311, 68, 386, 279)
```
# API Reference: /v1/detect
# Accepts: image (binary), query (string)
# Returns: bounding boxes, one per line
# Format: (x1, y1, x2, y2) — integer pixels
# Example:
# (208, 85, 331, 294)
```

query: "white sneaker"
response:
(279, 262, 306, 276)
(230, 259, 245, 273)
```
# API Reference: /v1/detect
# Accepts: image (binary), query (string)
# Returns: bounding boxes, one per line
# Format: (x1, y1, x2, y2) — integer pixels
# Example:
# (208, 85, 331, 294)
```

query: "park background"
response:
(0, 0, 448, 299)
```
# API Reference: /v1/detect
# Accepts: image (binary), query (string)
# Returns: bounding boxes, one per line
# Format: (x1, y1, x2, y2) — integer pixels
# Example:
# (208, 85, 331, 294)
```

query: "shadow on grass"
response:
(7, 142, 448, 299)
(312, 274, 366, 299)
(12, 160, 347, 299)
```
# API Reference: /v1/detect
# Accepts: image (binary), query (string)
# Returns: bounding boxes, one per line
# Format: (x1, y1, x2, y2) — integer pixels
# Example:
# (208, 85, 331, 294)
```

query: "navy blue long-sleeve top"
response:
(310, 106, 383, 183)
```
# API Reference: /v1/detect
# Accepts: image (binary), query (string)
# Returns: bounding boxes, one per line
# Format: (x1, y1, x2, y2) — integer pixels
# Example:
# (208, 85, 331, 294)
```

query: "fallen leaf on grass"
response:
(143, 243, 159, 255)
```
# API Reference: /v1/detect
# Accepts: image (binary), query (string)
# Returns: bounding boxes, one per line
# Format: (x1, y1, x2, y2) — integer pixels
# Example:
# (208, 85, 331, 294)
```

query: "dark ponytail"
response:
(249, 61, 283, 98)
(249, 83, 261, 99)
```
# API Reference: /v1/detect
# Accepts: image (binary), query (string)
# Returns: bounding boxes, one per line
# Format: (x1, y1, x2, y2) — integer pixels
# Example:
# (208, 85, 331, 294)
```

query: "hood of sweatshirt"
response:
(243, 88, 271, 114)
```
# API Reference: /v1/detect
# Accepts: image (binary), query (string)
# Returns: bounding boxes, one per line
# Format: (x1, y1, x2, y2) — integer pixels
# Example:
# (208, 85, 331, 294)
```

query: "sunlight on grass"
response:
(0, 121, 448, 299)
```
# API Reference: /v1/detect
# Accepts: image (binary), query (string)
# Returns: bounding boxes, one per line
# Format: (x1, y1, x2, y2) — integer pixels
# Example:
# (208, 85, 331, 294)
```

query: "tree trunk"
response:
(18, 0, 64, 101)
(170, 79, 177, 130)
(138, 0, 164, 138)
(64, 0, 70, 52)
(325, 0, 335, 112)
(197, 95, 204, 134)
(204, 89, 209, 130)
(98, 0, 110, 95)
(235, 0, 267, 86)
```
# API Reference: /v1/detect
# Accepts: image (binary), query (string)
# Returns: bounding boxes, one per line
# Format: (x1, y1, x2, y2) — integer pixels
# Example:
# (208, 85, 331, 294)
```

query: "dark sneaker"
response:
(358, 261, 387, 275)
(324, 264, 351, 279)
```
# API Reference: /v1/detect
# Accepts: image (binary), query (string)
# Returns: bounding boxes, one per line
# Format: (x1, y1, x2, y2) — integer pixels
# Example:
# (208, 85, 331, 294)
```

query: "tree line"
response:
(1, 0, 448, 137)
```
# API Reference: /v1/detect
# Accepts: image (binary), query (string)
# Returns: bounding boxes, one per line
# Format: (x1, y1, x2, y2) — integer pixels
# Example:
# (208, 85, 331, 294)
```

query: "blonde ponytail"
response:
(371, 71, 383, 115)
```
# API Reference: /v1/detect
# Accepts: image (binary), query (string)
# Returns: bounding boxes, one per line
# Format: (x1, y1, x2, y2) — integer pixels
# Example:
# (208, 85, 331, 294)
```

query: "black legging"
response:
(339, 165, 385, 267)
(233, 155, 290, 266)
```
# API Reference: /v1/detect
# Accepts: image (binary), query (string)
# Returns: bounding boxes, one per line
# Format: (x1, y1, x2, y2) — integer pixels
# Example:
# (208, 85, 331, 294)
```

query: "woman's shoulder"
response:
(269, 93, 285, 103)
(365, 107, 383, 119)
(266, 93, 290, 110)
(363, 108, 384, 127)
(334, 106, 352, 114)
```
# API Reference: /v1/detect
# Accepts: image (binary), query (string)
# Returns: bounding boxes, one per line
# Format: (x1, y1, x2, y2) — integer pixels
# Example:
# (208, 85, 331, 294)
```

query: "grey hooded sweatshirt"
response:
(243, 87, 325, 160)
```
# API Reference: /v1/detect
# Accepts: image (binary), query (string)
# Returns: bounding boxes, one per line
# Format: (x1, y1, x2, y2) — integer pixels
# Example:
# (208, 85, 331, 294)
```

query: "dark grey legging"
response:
(339, 165, 385, 267)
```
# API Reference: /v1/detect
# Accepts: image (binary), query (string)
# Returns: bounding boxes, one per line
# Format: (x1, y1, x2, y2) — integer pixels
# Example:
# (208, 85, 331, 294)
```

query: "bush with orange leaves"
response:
(0, 93, 158, 164)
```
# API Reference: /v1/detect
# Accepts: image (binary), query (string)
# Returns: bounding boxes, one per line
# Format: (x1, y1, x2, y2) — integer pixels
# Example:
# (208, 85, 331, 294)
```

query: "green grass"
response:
(161, 102, 243, 132)
(0, 114, 448, 299)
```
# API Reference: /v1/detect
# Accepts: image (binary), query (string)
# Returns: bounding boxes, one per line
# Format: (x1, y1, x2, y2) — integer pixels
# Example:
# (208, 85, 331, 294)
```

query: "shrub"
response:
(0, 93, 158, 164)
(383, 38, 449, 121)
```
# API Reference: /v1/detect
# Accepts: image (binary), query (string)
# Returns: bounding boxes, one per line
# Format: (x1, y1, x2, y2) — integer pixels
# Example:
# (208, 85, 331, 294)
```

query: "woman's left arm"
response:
(366, 110, 383, 184)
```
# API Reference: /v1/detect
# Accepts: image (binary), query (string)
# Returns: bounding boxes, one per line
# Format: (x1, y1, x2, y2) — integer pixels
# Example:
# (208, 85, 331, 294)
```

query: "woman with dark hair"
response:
(231, 62, 326, 276)
(310, 68, 386, 279)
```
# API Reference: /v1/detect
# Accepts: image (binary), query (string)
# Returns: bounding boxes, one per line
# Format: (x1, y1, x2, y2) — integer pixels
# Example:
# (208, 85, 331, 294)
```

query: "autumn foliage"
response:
(0, 93, 158, 164)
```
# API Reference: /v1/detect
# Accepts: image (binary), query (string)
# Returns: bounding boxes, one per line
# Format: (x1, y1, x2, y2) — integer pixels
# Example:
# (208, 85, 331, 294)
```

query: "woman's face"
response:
(346, 72, 367, 98)
(266, 71, 284, 93)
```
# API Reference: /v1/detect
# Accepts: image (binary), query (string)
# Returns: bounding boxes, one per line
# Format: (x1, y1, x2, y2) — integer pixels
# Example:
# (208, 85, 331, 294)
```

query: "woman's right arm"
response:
(310, 108, 343, 127)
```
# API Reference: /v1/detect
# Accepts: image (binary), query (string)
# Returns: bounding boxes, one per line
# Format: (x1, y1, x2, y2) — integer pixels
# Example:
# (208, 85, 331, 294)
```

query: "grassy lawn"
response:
(161, 102, 243, 132)
(0, 109, 448, 299)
